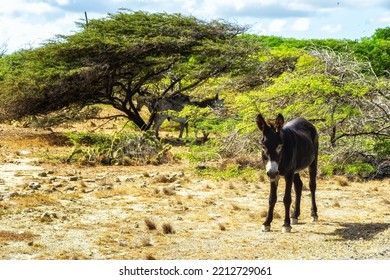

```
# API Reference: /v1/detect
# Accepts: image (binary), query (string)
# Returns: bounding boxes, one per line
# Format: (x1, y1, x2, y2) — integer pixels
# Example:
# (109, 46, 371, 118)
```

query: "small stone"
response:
(69, 176, 79, 181)
(125, 175, 143, 182)
(28, 182, 41, 190)
(171, 182, 182, 189)
(196, 164, 207, 170)
(65, 186, 75, 191)
(28, 241, 34, 246)
(37, 172, 48, 177)
(40, 212, 52, 222)
(84, 178, 96, 183)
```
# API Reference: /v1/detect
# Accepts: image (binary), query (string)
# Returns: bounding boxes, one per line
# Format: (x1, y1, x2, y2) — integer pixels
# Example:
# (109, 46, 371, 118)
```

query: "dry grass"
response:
(144, 218, 157, 230)
(162, 186, 176, 196)
(335, 176, 350, 186)
(162, 223, 175, 234)
(0, 230, 38, 242)
(218, 223, 227, 231)
(11, 193, 58, 208)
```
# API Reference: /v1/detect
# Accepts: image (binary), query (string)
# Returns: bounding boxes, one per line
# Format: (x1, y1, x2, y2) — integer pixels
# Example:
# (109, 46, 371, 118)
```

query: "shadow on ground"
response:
(332, 222, 390, 241)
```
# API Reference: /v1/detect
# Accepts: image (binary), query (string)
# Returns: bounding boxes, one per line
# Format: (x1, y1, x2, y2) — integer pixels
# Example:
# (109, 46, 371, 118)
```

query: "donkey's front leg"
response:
(262, 178, 279, 232)
(282, 174, 294, 233)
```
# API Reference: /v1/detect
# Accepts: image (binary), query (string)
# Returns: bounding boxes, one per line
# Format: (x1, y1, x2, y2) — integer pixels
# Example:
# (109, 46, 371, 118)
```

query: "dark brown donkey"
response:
(256, 113, 319, 233)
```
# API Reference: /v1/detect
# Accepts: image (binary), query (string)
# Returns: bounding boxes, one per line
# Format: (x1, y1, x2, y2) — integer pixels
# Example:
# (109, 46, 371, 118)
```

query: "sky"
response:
(1, 0, 390, 54)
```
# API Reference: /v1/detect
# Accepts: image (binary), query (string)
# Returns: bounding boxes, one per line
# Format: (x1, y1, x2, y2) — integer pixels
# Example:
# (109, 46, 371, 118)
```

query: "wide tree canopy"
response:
(0, 10, 258, 129)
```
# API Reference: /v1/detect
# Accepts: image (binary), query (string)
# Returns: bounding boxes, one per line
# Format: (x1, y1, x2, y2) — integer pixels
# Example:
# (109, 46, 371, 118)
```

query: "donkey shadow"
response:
(327, 222, 390, 241)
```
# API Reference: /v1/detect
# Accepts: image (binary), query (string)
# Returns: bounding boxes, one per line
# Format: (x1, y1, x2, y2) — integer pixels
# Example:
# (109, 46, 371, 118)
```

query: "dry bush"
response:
(335, 176, 349, 186)
(144, 218, 157, 230)
(162, 223, 175, 234)
(146, 254, 157, 260)
(162, 187, 176, 196)
(218, 223, 227, 231)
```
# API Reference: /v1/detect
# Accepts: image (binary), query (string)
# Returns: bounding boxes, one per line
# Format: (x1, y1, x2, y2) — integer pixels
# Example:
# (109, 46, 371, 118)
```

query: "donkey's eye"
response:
(276, 144, 283, 154)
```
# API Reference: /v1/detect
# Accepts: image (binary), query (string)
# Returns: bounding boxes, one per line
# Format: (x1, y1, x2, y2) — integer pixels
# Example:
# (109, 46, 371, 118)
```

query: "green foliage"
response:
(344, 162, 377, 177)
(196, 164, 259, 182)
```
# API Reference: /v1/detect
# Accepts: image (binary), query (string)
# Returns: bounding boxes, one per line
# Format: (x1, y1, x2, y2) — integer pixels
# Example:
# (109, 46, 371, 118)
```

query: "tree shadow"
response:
(331, 222, 390, 241)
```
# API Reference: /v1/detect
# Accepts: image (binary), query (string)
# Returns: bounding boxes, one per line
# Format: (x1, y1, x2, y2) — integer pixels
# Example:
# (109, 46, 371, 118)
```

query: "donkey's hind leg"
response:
(309, 160, 318, 222)
(291, 173, 303, 225)
(153, 115, 166, 139)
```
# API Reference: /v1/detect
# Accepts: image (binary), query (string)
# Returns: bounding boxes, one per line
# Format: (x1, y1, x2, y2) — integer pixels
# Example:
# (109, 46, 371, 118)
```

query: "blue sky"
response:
(1, 0, 390, 53)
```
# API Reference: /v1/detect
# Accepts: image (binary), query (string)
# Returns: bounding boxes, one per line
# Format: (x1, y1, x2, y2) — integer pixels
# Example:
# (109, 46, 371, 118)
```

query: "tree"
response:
(0, 11, 258, 129)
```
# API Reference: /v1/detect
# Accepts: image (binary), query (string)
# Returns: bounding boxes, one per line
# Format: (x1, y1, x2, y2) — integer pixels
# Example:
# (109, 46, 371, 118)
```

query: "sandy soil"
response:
(0, 123, 389, 260)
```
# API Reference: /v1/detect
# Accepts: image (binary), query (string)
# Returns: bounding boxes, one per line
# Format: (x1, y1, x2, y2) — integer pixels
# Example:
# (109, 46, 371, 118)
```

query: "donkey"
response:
(256, 113, 319, 233)
(137, 92, 222, 139)
(152, 93, 190, 139)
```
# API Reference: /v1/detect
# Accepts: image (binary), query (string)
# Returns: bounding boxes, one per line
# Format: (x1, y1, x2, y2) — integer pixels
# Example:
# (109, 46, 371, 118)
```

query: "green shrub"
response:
(343, 162, 377, 177)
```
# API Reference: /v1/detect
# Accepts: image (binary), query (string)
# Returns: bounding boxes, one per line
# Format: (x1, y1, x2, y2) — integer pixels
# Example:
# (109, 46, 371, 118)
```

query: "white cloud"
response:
(249, 22, 267, 35)
(268, 19, 287, 33)
(292, 18, 310, 31)
(0, 0, 58, 16)
(56, 0, 70, 6)
(379, 12, 390, 23)
(321, 24, 342, 34)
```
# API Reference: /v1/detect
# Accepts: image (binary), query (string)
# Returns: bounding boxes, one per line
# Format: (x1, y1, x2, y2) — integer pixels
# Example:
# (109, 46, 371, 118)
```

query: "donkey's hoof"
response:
(291, 218, 298, 225)
(312, 216, 318, 222)
(282, 226, 292, 233)
(262, 225, 271, 232)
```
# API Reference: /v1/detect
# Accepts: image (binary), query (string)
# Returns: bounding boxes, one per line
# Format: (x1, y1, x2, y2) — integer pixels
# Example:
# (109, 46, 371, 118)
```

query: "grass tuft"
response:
(144, 218, 157, 230)
(162, 223, 175, 234)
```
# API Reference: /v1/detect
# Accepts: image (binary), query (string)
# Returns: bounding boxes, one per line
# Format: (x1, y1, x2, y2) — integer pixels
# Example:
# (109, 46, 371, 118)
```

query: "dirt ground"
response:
(0, 121, 389, 260)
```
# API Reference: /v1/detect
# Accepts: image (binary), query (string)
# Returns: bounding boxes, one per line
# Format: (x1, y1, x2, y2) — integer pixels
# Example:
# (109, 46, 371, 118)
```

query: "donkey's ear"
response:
(275, 114, 284, 132)
(256, 114, 267, 132)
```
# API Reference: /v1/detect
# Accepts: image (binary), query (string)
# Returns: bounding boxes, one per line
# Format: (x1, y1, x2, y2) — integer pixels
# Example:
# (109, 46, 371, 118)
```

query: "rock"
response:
(40, 212, 52, 222)
(40, 212, 58, 222)
(69, 176, 79, 181)
(37, 172, 48, 177)
(100, 185, 112, 191)
(28, 182, 41, 190)
(65, 186, 75, 191)
(196, 164, 207, 170)
(84, 178, 96, 183)
(171, 182, 182, 189)
(125, 175, 143, 182)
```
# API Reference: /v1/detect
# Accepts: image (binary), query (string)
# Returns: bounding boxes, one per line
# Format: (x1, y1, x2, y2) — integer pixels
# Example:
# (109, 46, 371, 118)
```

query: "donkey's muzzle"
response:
(267, 170, 279, 179)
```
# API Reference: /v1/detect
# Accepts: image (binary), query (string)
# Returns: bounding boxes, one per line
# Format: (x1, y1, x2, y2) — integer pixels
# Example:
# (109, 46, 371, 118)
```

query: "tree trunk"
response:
(330, 125, 337, 148)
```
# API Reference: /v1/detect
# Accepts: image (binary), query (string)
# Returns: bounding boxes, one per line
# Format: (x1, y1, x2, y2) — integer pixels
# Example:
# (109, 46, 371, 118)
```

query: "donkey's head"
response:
(256, 113, 284, 180)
